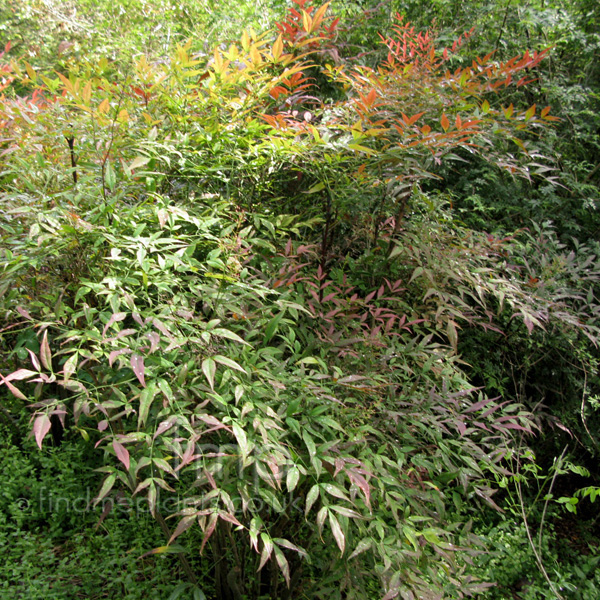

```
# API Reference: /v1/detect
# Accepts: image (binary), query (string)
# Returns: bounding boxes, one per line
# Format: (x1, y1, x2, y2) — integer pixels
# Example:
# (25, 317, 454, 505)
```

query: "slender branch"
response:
(537, 446, 567, 552)
(494, 0, 513, 51)
(65, 135, 78, 184)
(514, 451, 565, 600)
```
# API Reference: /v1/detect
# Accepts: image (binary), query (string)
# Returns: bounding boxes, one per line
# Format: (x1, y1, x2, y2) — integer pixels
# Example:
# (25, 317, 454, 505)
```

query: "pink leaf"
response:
(168, 515, 197, 545)
(4, 368, 38, 382)
(147, 332, 160, 353)
(113, 440, 130, 470)
(1, 376, 28, 400)
(102, 312, 127, 337)
(328, 511, 346, 555)
(109, 348, 131, 367)
(463, 397, 493, 414)
(200, 513, 218, 555)
(16, 306, 33, 320)
(130, 354, 146, 387)
(33, 413, 52, 449)
(28, 349, 41, 372)
(153, 418, 176, 440)
(348, 469, 371, 509)
(39, 330, 52, 371)
(219, 512, 243, 527)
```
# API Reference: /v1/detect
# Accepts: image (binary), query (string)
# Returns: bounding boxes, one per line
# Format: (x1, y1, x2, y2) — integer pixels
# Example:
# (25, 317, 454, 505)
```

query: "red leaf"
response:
(463, 397, 493, 414)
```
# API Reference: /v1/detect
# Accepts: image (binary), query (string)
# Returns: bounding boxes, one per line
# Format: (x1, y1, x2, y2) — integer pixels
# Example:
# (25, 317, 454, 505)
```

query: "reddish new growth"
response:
(381, 15, 473, 70)
(275, 0, 339, 48)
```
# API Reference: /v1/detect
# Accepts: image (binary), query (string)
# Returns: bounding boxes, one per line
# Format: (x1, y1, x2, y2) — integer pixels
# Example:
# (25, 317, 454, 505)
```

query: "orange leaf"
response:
(98, 98, 110, 114)
(407, 111, 424, 126)
(312, 2, 330, 29)
(56, 71, 73, 93)
(272, 34, 283, 61)
(366, 88, 377, 107)
(441, 113, 449, 131)
(302, 10, 312, 33)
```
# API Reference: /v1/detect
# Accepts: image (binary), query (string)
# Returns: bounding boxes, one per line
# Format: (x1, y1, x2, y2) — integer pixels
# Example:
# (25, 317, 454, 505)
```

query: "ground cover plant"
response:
(1, 1, 599, 599)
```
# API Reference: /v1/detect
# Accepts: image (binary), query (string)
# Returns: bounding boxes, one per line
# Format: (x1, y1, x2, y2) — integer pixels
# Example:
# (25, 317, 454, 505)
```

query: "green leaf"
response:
(524, 104, 536, 121)
(330, 505, 363, 519)
(192, 588, 207, 600)
(105, 159, 116, 191)
(202, 357, 216, 390)
(305, 182, 325, 193)
(328, 511, 345, 555)
(302, 430, 317, 460)
(286, 466, 300, 492)
(138, 382, 157, 428)
(305, 484, 320, 516)
(232, 421, 250, 459)
(62, 353, 78, 382)
(349, 538, 372, 560)
(321, 483, 350, 501)
(212, 328, 250, 345)
(273, 546, 290, 587)
(213, 355, 247, 374)
(94, 473, 116, 505)
(157, 379, 174, 402)
(263, 311, 285, 344)
(258, 533, 273, 571)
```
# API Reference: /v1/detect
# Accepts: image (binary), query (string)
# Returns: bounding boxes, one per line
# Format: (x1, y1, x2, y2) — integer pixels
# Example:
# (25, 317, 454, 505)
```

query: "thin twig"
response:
(537, 446, 567, 552)
(514, 450, 565, 600)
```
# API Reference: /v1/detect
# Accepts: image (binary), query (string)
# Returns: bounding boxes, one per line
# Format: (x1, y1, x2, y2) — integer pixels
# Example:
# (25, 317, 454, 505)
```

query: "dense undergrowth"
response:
(0, 1, 599, 599)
